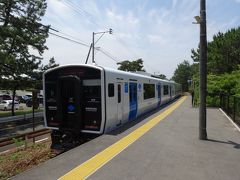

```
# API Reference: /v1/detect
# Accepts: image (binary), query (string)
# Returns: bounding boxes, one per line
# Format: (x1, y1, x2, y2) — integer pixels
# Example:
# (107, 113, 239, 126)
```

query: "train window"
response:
(143, 84, 155, 99)
(46, 82, 57, 102)
(108, 83, 114, 97)
(163, 85, 169, 95)
(118, 84, 121, 103)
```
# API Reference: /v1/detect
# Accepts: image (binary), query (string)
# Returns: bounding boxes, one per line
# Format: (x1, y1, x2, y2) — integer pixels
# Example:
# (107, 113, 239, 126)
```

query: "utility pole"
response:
(85, 43, 92, 64)
(92, 32, 95, 64)
(199, 0, 207, 140)
(92, 28, 113, 64)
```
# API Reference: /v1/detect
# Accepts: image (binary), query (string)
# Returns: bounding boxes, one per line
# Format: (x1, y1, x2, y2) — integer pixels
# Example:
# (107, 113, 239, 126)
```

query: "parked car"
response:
(20, 95, 32, 103)
(0, 100, 20, 111)
(0, 94, 12, 101)
(26, 97, 43, 108)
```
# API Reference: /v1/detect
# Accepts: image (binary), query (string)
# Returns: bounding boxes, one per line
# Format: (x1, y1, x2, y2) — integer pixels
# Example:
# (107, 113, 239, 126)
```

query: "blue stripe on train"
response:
(128, 82, 138, 120)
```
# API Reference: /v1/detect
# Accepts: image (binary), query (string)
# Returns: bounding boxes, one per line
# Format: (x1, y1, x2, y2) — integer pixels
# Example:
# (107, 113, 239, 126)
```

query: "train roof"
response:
(102, 66, 173, 83)
(43, 63, 103, 74)
(100, 65, 179, 85)
(44, 64, 179, 85)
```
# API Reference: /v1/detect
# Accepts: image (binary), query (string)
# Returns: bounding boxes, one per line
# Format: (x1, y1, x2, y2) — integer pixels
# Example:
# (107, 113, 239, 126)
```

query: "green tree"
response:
(0, 0, 49, 115)
(172, 60, 193, 92)
(191, 48, 200, 62)
(117, 59, 145, 72)
(191, 27, 240, 74)
(152, 74, 167, 80)
(31, 57, 59, 89)
(41, 57, 59, 71)
(31, 57, 59, 80)
(193, 70, 240, 106)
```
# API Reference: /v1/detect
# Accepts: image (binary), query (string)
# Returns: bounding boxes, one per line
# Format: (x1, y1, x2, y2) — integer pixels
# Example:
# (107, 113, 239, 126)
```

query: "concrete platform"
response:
(12, 96, 240, 180)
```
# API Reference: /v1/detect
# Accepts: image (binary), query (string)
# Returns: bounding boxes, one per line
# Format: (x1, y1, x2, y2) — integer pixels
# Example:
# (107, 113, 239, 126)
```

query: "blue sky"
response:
(42, 0, 240, 78)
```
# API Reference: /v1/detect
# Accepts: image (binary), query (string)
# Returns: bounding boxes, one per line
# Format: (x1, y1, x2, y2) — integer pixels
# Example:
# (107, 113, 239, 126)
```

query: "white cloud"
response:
(106, 9, 123, 21)
(147, 34, 166, 45)
(171, 0, 178, 9)
(42, 0, 239, 78)
(46, 0, 72, 21)
(126, 12, 139, 25)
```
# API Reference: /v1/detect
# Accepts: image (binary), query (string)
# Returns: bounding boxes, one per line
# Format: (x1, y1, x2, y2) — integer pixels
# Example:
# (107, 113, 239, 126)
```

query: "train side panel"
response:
(103, 69, 179, 133)
(104, 70, 132, 132)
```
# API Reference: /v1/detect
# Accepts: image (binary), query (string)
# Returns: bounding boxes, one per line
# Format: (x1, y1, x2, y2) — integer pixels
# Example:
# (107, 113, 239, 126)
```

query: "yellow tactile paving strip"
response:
(59, 96, 187, 180)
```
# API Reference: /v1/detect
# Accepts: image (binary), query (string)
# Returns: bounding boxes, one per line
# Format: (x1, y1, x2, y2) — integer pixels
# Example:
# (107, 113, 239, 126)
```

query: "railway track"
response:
(0, 129, 51, 148)
(0, 117, 44, 138)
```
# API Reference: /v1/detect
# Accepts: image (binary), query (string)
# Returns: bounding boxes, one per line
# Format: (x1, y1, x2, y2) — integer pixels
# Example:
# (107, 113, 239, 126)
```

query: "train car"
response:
(43, 64, 181, 149)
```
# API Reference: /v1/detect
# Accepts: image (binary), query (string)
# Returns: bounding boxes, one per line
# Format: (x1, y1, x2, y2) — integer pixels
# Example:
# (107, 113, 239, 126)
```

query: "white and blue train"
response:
(43, 64, 181, 148)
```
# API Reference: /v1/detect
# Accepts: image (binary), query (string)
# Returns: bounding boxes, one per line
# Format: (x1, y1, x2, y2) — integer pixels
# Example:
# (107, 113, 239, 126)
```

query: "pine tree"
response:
(172, 60, 193, 92)
(0, 0, 49, 115)
(117, 59, 145, 72)
(191, 27, 240, 74)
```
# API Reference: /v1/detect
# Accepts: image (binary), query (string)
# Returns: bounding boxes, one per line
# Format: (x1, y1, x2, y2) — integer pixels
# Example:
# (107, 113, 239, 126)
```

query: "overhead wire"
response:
(56, 0, 159, 72)
(48, 30, 120, 65)
(59, 0, 121, 65)
(61, 1, 85, 18)
(49, 26, 90, 46)
(58, 31, 89, 45)
(49, 26, 119, 64)
(98, 48, 120, 63)
(49, 32, 89, 47)
(62, 0, 105, 29)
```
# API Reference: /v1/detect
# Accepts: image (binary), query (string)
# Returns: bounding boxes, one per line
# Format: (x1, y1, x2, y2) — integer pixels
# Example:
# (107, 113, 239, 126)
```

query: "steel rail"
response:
(0, 129, 51, 147)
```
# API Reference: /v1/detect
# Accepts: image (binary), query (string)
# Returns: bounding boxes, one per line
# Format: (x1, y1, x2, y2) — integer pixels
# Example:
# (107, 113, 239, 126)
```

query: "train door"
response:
(157, 84, 161, 107)
(129, 82, 138, 120)
(117, 83, 124, 125)
(57, 76, 82, 132)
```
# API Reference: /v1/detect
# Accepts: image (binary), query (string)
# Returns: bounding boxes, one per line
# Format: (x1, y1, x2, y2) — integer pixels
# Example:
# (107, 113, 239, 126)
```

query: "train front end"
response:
(43, 65, 105, 149)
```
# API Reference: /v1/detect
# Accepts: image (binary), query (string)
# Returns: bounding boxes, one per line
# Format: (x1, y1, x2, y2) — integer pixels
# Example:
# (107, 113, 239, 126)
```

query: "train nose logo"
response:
(68, 104, 75, 111)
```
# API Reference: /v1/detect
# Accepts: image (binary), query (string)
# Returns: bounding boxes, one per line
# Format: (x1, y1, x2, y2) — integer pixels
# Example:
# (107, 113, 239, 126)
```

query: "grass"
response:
(0, 109, 43, 118)
(0, 141, 58, 180)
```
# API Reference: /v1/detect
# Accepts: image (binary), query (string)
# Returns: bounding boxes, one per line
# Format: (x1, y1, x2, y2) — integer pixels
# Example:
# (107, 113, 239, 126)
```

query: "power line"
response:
(61, 0, 105, 29)
(50, 29, 158, 72)
(48, 31, 120, 65)
(60, 1, 127, 62)
(98, 48, 120, 63)
(49, 26, 89, 45)
(58, 31, 89, 45)
(61, 1, 85, 18)
(54, 1, 160, 72)
(49, 32, 89, 47)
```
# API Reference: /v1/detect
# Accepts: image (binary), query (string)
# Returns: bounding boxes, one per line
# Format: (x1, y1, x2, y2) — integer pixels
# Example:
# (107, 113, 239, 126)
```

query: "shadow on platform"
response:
(207, 139, 240, 149)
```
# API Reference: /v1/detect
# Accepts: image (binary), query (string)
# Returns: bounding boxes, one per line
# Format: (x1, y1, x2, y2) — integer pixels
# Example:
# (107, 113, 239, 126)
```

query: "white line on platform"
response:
(219, 108, 240, 132)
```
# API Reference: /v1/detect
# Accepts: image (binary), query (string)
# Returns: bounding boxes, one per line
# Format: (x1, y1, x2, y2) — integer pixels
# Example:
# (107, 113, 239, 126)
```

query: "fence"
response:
(0, 112, 43, 123)
(220, 94, 240, 127)
(0, 112, 44, 139)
